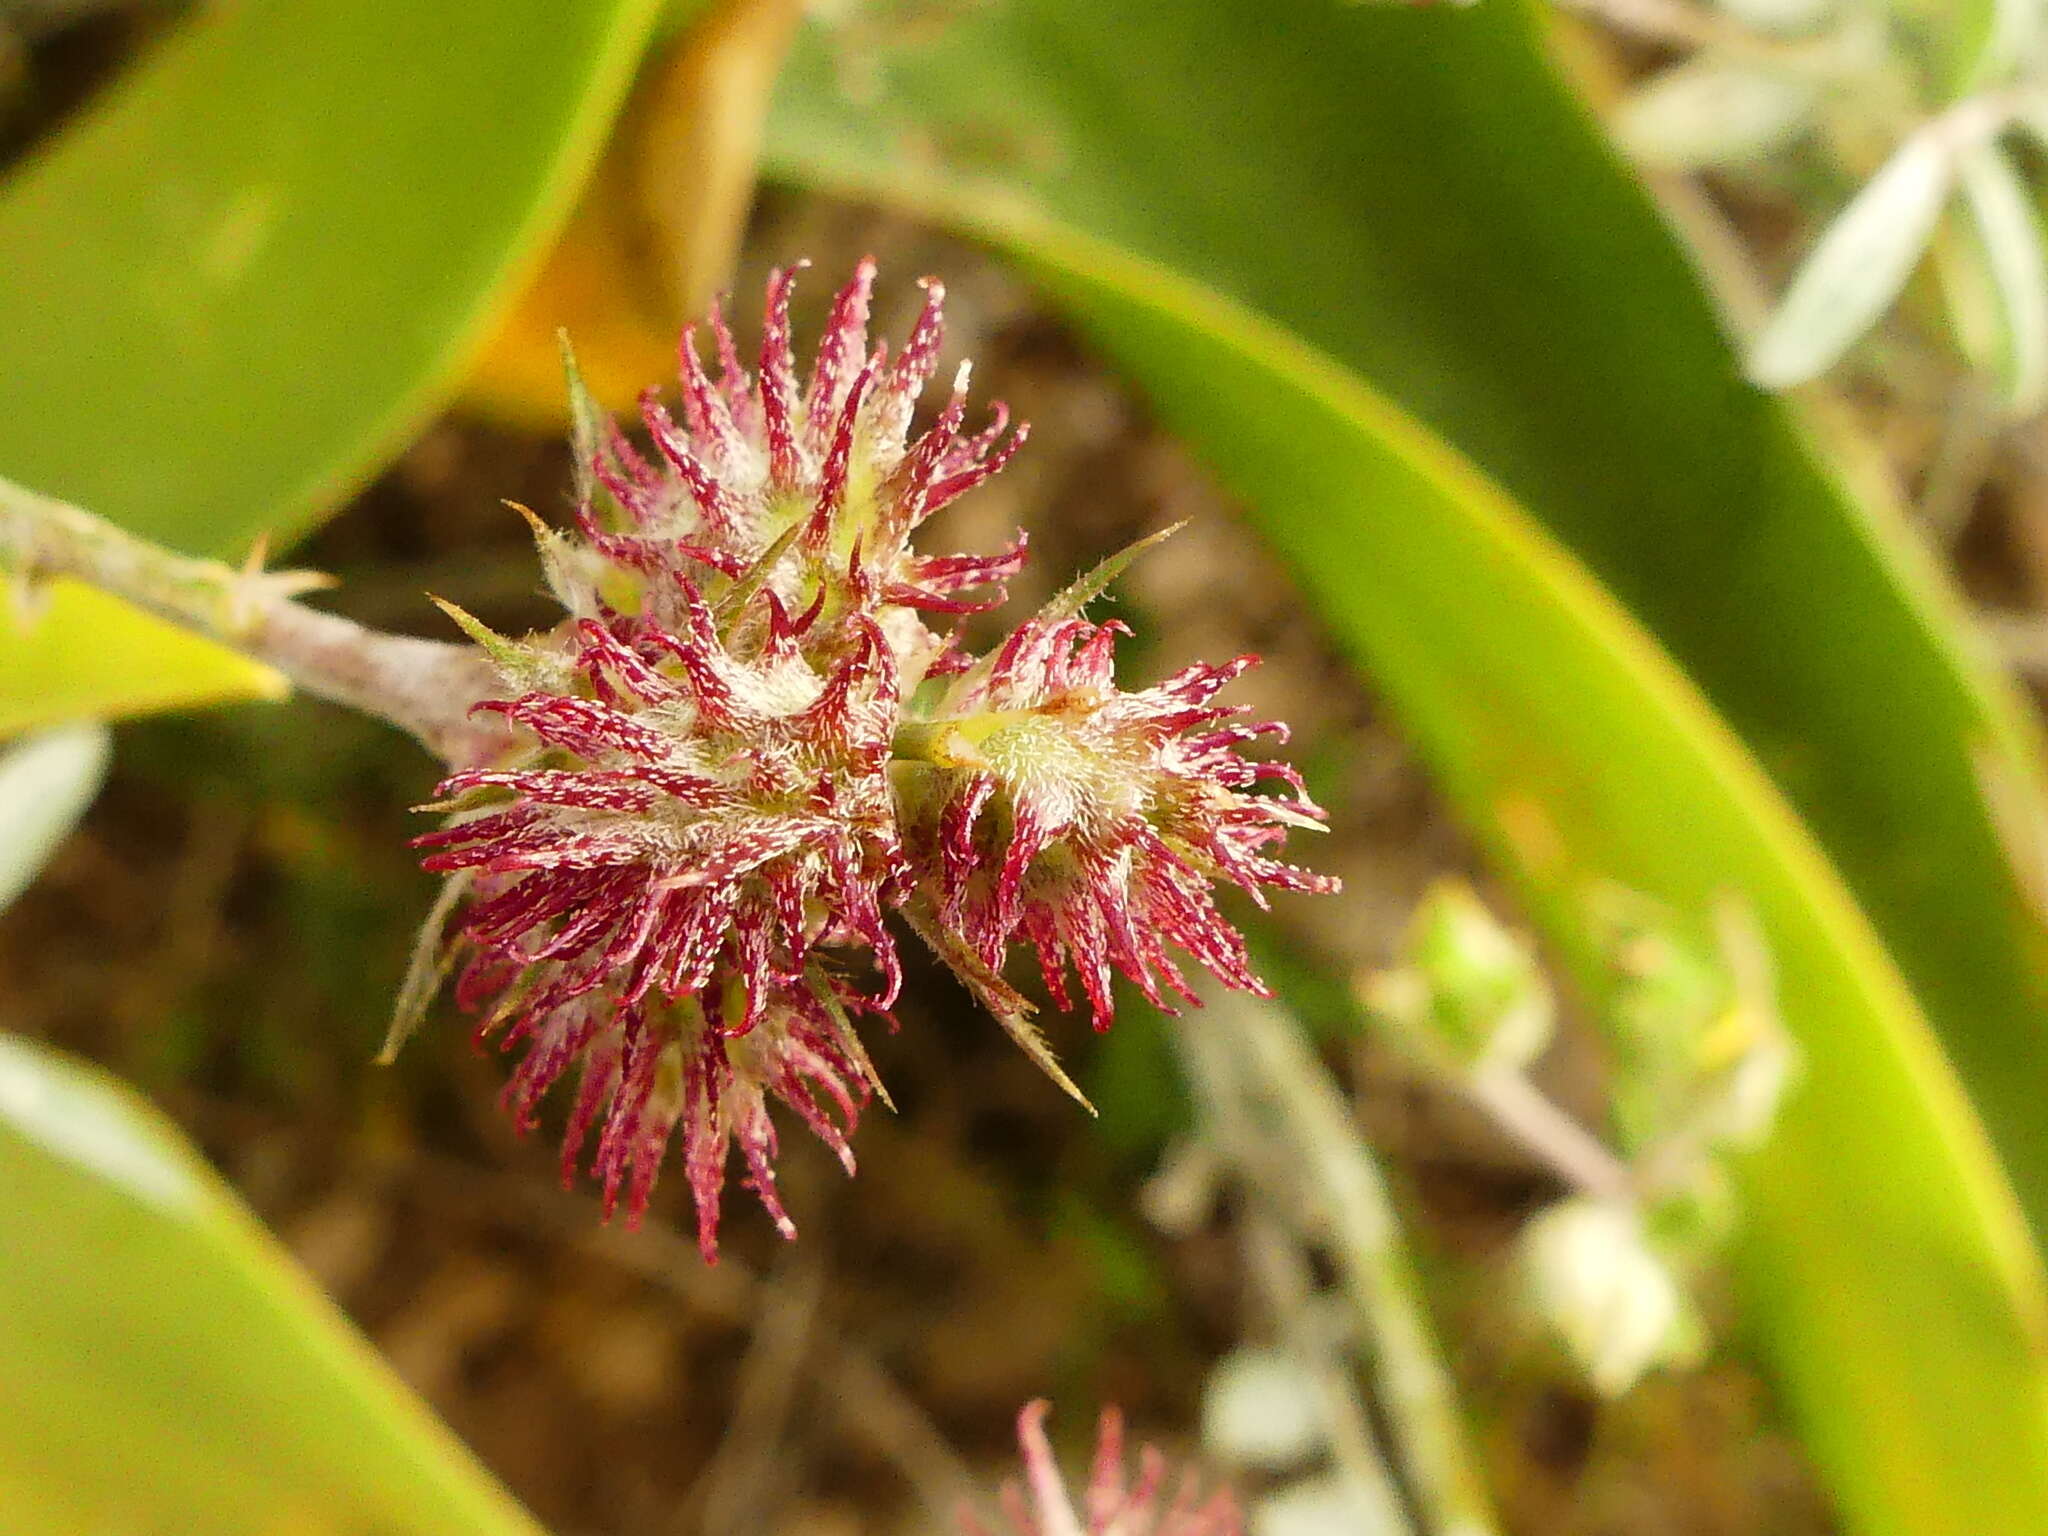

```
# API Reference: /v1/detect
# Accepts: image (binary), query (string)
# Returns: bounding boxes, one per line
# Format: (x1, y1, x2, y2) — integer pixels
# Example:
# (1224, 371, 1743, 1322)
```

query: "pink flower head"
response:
(578, 257, 1028, 671)
(966, 1401, 1240, 1536)
(408, 261, 1334, 1252)
(898, 614, 1338, 1029)
(421, 605, 904, 1019)
(414, 591, 899, 1253)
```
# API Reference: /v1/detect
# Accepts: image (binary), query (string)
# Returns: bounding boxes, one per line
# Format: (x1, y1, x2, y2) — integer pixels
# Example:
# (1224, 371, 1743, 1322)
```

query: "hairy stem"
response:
(1241, 1207, 1415, 1533)
(0, 474, 503, 763)
(1175, 988, 1501, 1536)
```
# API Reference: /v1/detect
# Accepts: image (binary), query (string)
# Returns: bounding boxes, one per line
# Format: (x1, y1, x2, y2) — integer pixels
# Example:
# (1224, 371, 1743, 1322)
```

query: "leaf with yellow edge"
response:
(0, 0, 667, 729)
(1029, 231, 2048, 1536)
(0, 1033, 543, 1535)
(761, 0, 2048, 1266)
(0, 582, 282, 738)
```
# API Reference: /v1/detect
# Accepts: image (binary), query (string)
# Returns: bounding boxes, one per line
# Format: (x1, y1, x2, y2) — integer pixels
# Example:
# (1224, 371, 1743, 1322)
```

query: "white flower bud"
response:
(1520, 1198, 1703, 1397)
(1203, 1346, 1325, 1471)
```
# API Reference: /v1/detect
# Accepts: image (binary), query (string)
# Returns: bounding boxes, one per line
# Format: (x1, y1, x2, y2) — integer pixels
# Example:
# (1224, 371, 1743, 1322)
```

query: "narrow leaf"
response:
(761, 8, 2048, 1527)
(379, 872, 472, 1065)
(1956, 141, 2048, 415)
(1026, 245, 2048, 1536)
(1749, 132, 1957, 386)
(761, 0, 2048, 1265)
(1042, 521, 1185, 623)
(558, 329, 611, 510)
(1613, 60, 1818, 171)
(939, 521, 1181, 711)
(899, 899, 1094, 1113)
(0, 723, 109, 912)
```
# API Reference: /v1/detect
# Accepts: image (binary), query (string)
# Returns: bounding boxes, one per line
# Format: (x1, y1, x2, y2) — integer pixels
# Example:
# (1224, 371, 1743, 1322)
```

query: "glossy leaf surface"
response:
(1043, 238, 2048, 1536)
(0, 0, 668, 732)
(764, 13, 2048, 1529)
(0, 1034, 543, 1534)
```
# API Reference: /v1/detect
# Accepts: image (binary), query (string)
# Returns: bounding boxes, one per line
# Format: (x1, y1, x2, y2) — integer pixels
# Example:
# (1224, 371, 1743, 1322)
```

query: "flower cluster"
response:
(413, 260, 1335, 1258)
(964, 1401, 1240, 1536)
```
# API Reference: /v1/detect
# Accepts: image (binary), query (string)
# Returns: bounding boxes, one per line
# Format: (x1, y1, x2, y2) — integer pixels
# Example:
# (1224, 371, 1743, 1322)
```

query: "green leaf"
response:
(0, 581, 284, 737)
(0, 1033, 542, 1534)
(1050, 229, 2048, 1536)
(0, 720, 108, 912)
(763, 0, 2048, 1264)
(0, 0, 670, 730)
(764, 12, 2048, 1530)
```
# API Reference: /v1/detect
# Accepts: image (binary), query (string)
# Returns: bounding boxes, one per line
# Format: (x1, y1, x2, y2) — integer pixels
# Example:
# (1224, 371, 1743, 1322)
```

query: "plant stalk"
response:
(1465, 1066, 1636, 1202)
(0, 474, 503, 763)
(1175, 988, 1501, 1536)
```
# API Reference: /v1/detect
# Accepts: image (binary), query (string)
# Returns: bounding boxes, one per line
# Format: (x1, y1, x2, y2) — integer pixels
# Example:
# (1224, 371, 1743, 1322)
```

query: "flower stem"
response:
(0, 473, 502, 762)
(1464, 1066, 1636, 1202)
(1239, 1203, 1417, 1532)
(1175, 988, 1501, 1536)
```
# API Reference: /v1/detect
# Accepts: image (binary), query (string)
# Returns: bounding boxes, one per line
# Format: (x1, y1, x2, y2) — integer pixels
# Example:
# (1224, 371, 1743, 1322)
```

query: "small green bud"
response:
(1362, 879, 1553, 1075)
(1591, 888, 1797, 1161)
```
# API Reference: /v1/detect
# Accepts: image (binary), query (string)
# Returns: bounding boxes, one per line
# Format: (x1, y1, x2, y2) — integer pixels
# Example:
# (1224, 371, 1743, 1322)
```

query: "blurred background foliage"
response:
(3, 0, 2048, 1532)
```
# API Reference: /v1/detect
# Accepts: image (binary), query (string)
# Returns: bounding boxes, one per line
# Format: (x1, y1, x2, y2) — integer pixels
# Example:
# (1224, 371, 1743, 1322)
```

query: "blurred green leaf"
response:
(0, 1033, 542, 1534)
(766, 23, 2048, 1532)
(1904, 0, 2018, 96)
(0, 717, 107, 911)
(1045, 236, 2048, 1536)
(763, 0, 2048, 1257)
(0, 0, 669, 731)
(0, 580, 284, 737)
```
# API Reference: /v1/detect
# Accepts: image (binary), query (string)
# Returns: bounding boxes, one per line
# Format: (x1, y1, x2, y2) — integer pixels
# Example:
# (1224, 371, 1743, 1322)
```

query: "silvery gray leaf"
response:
(1957, 141, 2048, 415)
(0, 722, 109, 914)
(1613, 59, 1819, 171)
(1748, 131, 1957, 388)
